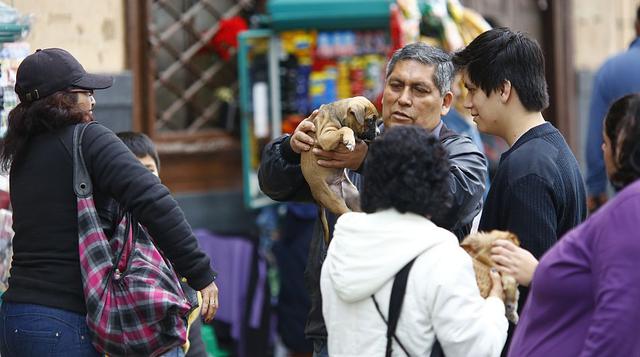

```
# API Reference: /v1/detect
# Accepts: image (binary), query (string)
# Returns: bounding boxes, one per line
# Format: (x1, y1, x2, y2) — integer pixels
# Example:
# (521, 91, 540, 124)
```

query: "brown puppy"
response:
(301, 96, 378, 244)
(461, 230, 521, 324)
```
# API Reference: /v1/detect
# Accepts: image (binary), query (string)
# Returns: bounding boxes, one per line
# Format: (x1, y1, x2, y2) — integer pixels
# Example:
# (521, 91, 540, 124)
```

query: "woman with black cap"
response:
(0, 48, 219, 356)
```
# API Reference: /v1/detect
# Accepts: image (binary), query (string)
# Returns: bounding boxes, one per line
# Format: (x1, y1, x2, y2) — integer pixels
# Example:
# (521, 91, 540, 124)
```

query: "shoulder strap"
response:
(73, 122, 96, 198)
(386, 258, 415, 356)
(371, 258, 415, 357)
(431, 340, 444, 357)
(373, 257, 445, 357)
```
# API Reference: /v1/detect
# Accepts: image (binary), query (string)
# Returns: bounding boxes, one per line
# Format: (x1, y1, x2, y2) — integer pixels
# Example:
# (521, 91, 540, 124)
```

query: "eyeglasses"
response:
(68, 89, 94, 97)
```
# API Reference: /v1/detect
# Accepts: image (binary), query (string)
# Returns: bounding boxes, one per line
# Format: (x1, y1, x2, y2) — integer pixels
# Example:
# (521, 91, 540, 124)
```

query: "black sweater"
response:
(4, 123, 215, 314)
(479, 122, 586, 258)
(479, 122, 586, 346)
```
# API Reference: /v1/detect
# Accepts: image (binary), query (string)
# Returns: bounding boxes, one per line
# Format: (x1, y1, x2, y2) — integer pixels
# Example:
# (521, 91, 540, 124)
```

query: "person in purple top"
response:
(491, 93, 640, 356)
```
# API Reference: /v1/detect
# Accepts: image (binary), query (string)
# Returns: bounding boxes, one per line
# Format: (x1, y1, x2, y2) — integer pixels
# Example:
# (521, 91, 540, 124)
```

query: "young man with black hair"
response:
(453, 27, 587, 353)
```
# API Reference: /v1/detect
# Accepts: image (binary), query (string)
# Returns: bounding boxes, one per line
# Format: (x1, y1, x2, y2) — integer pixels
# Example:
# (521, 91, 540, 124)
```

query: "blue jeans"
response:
(0, 301, 185, 357)
(159, 346, 185, 357)
(0, 301, 101, 357)
(312, 338, 328, 357)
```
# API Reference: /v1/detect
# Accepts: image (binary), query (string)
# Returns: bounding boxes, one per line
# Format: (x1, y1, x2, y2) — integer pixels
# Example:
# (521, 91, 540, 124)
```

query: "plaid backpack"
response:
(73, 122, 193, 356)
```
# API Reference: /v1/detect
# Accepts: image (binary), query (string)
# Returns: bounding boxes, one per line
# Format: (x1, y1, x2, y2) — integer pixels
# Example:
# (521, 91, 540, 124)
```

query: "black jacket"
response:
(4, 123, 215, 314)
(258, 123, 487, 339)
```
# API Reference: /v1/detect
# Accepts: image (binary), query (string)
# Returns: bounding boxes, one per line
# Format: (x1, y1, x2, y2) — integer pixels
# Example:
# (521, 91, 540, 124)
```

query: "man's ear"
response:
(498, 80, 512, 104)
(440, 91, 454, 116)
(348, 104, 365, 125)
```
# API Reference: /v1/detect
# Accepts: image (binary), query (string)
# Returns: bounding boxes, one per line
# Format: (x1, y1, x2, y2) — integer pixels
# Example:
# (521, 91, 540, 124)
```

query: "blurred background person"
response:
(584, 5, 640, 213)
(116, 131, 208, 357)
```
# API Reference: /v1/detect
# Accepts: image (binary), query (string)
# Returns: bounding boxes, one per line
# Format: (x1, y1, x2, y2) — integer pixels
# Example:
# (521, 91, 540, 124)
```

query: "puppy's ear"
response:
(508, 232, 520, 246)
(347, 103, 365, 125)
(460, 240, 478, 254)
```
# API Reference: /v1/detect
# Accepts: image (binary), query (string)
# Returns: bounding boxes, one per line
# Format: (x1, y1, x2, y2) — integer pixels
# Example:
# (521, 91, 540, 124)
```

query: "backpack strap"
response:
(372, 257, 445, 357)
(372, 258, 416, 357)
(386, 258, 415, 356)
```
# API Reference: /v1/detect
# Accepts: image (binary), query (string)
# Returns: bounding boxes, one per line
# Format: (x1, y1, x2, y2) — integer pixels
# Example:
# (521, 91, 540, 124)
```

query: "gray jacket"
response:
(258, 123, 488, 339)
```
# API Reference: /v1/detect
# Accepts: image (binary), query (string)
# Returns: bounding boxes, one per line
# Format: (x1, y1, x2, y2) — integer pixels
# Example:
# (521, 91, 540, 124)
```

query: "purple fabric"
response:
(509, 180, 640, 357)
(194, 230, 266, 352)
(250, 255, 267, 328)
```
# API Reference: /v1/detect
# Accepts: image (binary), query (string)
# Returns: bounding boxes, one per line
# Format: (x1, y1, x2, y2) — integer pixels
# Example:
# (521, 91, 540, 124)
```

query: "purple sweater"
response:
(508, 179, 640, 356)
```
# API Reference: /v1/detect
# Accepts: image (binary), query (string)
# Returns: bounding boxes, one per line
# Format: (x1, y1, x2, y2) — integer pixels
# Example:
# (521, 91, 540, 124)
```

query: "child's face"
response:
(138, 155, 159, 177)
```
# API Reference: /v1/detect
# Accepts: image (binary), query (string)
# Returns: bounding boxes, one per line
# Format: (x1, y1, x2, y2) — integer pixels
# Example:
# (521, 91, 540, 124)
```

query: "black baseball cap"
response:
(15, 48, 113, 102)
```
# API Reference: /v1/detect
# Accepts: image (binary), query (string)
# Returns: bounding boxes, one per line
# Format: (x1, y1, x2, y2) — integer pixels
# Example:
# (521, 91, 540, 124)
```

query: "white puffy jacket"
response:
(321, 209, 507, 357)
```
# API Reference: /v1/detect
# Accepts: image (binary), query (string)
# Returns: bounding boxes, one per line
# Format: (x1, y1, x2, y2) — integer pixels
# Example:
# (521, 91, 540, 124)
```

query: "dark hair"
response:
(604, 93, 640, 191)
(386, 42, 454, 95)
(116, 131, 160, 171)
(0, 91, 91, 171)
(361, 125, 451, 218)
(452, 27, 549, 112)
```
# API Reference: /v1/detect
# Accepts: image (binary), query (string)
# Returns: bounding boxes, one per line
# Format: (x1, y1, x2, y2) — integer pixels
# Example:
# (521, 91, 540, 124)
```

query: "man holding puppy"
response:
(259, 43, 487, 356)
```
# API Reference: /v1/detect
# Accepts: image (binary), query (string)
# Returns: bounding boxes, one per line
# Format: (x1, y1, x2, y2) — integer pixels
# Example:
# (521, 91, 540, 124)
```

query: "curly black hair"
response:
(361, 125, 451, 219)
(0, 90, 91, 171)
(604, 93, 640, 191)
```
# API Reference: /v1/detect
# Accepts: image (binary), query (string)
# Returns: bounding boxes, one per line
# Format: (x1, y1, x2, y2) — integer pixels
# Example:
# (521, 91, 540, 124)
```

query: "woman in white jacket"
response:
(321, 126, 508, 357)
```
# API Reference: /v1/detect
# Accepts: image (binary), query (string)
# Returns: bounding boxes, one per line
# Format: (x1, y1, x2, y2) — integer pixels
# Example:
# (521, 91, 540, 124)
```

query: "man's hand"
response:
(488, 268, 505, 301)
(313, 140, 368, 171)
(199, 281, 219, 323)
(290, 110, 318, 154)
(491, 240, 539, 287)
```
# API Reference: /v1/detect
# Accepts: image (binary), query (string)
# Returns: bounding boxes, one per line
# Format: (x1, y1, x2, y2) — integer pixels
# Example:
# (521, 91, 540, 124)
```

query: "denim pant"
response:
(0, 301, 186, 357)
(0, 301, 101, 357)
(159, 346, 185, 357)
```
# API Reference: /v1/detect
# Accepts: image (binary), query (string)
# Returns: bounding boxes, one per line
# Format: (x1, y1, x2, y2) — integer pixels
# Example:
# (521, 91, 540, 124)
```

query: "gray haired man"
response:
(258, 42, 488, 356)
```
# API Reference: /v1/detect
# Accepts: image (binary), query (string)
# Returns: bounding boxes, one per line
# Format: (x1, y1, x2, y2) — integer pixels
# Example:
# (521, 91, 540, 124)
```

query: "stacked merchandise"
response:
(278, 30, 389, 134)
(0, 0, 31, 138)
(0, 42, 24, 296)
(0, 174, 11, 295)
(0, 7, 30, 298)
(0, 207, 12, 294)
(392, 0, 491, 51)
(0, 42, 29, 137)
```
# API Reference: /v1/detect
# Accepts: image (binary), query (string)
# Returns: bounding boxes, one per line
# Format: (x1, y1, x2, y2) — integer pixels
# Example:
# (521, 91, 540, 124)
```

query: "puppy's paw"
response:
(343, 137, 356, 151)
(505, 305, 519, 324)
